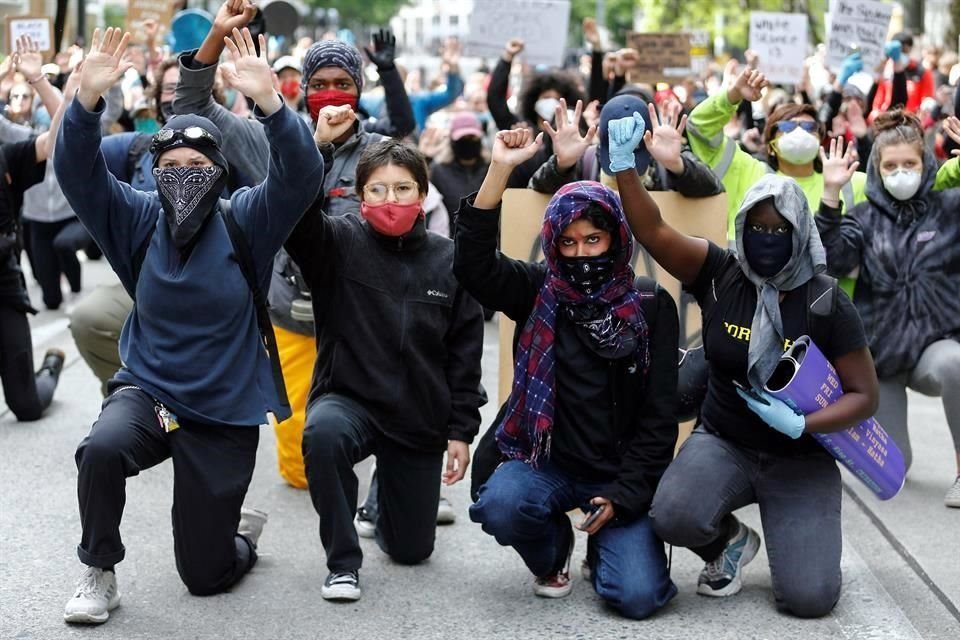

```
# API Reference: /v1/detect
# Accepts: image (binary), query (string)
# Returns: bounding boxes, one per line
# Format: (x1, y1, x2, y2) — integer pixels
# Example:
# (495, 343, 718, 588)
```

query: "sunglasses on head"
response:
(775, 120, 818, 134)
(150, 126, 218, 154)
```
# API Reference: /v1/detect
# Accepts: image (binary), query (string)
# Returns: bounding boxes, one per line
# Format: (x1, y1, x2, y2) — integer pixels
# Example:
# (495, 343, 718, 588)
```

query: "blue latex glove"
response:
(838, 52, 863, 87)
(736, 387, 806, 439)
(607, 112, 645, 173)
(884, 40, 903, 62)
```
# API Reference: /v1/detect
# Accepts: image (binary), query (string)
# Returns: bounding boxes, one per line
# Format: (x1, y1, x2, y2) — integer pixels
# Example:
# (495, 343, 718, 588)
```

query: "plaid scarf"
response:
(496, 181, 651, 468)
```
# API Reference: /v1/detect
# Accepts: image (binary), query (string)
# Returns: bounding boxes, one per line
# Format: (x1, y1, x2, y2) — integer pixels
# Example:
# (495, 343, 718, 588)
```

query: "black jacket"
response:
(285, 205, 485, 452)
(453, 196, 679, 521)
(430, 159, 489, 222)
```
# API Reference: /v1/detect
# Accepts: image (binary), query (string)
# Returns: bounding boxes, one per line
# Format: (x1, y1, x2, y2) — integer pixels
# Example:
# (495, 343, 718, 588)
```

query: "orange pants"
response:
(270, 324, 316, 489)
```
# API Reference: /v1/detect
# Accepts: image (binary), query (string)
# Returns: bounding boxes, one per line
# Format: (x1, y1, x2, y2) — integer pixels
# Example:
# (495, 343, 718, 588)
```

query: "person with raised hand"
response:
(54, 27, 323, 625)
(816, 110, 960, 508)
(606, 110, 879, 618)
(456, 127, 679, 618)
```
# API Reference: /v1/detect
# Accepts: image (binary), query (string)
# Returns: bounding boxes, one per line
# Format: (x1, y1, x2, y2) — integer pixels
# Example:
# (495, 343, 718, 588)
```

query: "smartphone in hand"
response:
(733, 379, 769, 405)
(577, 503, 606, 531)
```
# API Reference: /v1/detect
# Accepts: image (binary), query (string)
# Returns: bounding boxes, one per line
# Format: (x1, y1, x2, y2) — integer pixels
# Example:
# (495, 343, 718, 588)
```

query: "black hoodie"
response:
(817, 149, 960, 378)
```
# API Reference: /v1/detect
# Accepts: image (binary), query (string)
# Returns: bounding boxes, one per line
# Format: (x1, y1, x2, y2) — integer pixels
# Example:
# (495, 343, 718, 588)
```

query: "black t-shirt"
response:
(0, 138, 46, 310)
(687, 242, 867, 455)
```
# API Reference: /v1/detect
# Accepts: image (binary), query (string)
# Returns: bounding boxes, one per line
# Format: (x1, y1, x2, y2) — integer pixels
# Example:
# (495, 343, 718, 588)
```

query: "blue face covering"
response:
(743, 229, 793, 278)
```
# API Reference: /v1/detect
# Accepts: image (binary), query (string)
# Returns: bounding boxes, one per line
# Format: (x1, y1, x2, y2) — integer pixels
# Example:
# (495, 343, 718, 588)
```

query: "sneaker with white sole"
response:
(946, 476, 960, 508)
(697, 519, 761, 597)
(321, 570, 361, 601)
(238, 507, 268, 548)
(436, 496, 456, 524)
(533, 523, 574, 598)
(354, 506, 376, 539)
(64, 567, 121, 624)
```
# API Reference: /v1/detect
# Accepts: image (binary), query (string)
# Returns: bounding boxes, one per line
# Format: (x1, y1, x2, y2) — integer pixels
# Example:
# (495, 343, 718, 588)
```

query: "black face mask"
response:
(558, 253, 616, 295)
(153, 165, 227, 252)
(452, 137, 483, 161)
(159, 101, 175, 124)
(743, 230, 793, 278)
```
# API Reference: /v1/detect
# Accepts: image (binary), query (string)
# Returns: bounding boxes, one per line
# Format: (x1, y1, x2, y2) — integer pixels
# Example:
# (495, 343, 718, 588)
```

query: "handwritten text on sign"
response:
(749, 12, 808, 85)
(826, 0, 893, 71)
(466, 0, 571, 67)
(626, 33, 692, 84)
(7, 17, 52, 52)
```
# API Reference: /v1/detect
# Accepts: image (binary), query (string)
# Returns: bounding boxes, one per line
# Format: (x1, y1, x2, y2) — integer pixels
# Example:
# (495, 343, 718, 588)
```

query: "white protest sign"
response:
(5, 16, 53, 54)
(749, 12, 808, 85)
(466, 0, 571, 67)
(826, 0, 893, 71)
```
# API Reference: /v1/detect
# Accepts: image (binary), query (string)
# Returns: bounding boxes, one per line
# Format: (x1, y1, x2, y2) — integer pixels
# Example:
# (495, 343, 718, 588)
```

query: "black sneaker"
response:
(354, 506, 376, 539)
(38, 349, 65, 379)
(321, 570, 361, 601)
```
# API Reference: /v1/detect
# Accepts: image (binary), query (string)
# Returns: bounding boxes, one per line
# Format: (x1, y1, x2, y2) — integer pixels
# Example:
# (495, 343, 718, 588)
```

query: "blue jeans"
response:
(650, 428, 842, 618)
(470, 460, 677, 620)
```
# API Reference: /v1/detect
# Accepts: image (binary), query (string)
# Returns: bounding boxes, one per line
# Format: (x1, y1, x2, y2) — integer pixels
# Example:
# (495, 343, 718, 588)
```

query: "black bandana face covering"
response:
(153, 166, 226, 251)
(558, 253, 616, 295)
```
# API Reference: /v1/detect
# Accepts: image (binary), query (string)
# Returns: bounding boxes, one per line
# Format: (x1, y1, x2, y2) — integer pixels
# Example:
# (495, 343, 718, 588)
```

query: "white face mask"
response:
(534, 97, 561, 122)
(882, 169, 922, 201)
(775, 128, 820, 165)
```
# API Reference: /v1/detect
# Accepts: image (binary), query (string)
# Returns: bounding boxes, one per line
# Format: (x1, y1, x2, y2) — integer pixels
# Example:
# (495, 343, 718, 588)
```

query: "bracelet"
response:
(27, 75, 46, 85)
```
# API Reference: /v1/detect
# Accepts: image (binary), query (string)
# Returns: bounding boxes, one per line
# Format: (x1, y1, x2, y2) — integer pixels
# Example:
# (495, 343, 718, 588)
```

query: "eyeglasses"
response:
(775, 120, 818, 134)
(363, 181, 420, 203)
(150, 126, 218, 154)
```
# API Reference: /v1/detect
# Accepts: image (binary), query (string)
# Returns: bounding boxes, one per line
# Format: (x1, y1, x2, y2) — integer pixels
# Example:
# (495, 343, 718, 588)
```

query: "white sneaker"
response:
(946, 476, 960, 508)
(64, 567, 121, 624)
(238, 507, 268, 548)
(436, 496, 456, 524)
(354, 507, 376, 539)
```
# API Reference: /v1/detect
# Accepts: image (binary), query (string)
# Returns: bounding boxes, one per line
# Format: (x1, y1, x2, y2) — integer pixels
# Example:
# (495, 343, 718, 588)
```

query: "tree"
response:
(570, 0, 637, 47)
(306, 0, 413, 30)
(950, 0, 960, 52)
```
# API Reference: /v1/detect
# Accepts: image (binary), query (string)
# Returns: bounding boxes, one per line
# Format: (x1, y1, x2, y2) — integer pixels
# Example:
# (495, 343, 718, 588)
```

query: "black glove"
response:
(364, 28, 396, 72)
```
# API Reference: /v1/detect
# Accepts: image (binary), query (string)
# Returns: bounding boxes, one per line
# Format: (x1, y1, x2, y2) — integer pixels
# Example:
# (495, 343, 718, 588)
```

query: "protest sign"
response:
(466, 0, 571, 67)
(5, 16, 53, 54)
(127, 0, 176, 45)
(749, 11, 808, 85)
(826, 0, 894, 71)
(626, 33, 692, 84)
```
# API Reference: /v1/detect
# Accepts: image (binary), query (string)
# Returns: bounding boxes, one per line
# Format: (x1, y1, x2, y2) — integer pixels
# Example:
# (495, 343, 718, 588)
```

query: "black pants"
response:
(301, 393, 443, 572)
(28, 219, 89, 310)
(75, 385, 259, 596)
(0, 305, 58, 421)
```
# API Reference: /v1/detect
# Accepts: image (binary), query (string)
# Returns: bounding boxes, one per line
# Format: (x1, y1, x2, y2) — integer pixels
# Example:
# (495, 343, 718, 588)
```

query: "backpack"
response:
(125, 133, 154, 186)
(131, 199, 290, 410)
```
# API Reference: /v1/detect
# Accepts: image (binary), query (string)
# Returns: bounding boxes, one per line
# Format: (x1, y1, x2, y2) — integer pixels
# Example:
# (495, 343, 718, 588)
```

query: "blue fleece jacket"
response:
(55, 98, 324, 426)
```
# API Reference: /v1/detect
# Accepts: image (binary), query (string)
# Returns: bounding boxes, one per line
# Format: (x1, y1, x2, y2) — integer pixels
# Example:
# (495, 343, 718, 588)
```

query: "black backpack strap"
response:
(219, 200, 291, 410)
(633, 275, 660, 333)
(806, 273, 838, 344)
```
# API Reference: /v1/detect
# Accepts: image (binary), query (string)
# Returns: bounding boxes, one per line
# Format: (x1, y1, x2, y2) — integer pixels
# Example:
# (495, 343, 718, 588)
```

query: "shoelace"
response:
(703, 557, 727, 580)
(329, 572, 357, 585)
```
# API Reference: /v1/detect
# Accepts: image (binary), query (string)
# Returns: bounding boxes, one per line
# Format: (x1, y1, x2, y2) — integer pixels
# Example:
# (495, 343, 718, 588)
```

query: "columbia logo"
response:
(426, 289, 449, 298)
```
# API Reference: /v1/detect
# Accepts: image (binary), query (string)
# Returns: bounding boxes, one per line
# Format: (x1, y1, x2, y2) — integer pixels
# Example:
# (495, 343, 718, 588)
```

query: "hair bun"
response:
(873, 108, 922, 134)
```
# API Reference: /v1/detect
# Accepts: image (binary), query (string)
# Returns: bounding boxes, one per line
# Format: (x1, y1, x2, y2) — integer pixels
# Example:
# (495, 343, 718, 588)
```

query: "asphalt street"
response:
(1, 258, 958, 640)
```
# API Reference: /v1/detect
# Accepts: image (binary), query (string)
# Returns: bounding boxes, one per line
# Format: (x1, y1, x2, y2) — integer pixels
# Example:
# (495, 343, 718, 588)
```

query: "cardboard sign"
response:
(466, 0, 571, 67)
(749, 12, 809, 85)
(826, 0, 894, 71)
(126, 0, 177, 45)
(626, 33, 692, 84)
(5, 16, 53, 55)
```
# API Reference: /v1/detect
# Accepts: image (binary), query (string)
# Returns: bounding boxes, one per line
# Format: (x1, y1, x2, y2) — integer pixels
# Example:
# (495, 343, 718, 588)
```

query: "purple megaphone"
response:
(764, 336, 906, 500)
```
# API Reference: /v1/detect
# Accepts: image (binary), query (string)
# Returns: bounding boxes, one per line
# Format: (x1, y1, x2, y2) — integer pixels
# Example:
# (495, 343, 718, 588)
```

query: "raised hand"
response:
(613, 48, 639, 76)
(607, 112, 645, 173)
(845, 99, 868, 138)
(728, 68, 768, 104)
(417, 126, 448, 160)
(0, 54, 13, 81)
(582, 17, 601, 49)
(542, 98, 597, 171)
(503, 38, 524, 62)
(364, 29, 397, 71)
(77, 28, 133, 110)
(491, 128, 543, 167)
(582, 99, 600, 130)
(643, 100, 687, 174)
(441, 37, 461, 71)
(314, 104, 357, 144)
(14, 35, 43, 82)
(213, 0, 257, 36)
(222, 27, 281, 114)
(820, 136, 860, 203)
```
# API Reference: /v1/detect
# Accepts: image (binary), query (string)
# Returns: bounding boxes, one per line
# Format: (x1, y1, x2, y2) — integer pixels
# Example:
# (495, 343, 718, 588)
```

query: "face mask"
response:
(134, 117, 159, 134)
(307, 90, 358, 122)
(158, 101, 175, 124)
(452, 137, 483, 161)
(558, 253, 616, 295)
(743, 229, 793, 278)
(153, 165, 227, 251)
(280, 79, 301, 100)
(534, 97, 561, 122)
(882, 169, 922, 201)
(360, 200, 423, 237)
(774, 128, 820, 165)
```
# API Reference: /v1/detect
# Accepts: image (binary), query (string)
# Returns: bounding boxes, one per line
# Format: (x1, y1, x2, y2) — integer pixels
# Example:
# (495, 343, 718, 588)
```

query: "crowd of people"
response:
(1, 0, 957, 627)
